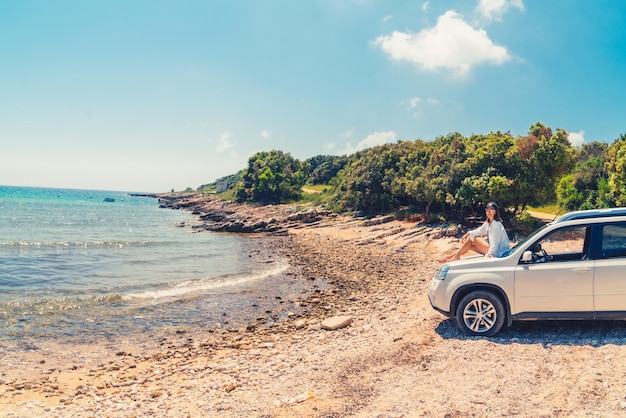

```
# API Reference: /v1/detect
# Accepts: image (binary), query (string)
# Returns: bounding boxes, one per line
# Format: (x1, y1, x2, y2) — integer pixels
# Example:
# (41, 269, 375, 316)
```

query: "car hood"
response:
(444, 255, 511, 270)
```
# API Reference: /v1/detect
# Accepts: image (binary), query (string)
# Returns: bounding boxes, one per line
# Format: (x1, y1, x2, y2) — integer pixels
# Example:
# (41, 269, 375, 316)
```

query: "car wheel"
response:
(455, 290, 505, 336)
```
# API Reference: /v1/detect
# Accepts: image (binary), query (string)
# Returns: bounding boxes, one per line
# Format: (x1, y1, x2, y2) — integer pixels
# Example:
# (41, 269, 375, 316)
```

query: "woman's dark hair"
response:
(486, 202, 503, 222)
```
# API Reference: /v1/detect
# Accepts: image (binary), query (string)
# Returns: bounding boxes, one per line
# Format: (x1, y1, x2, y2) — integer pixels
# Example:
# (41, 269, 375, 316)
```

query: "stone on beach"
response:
(294, 319, 307, 329)
(321, 315, 353, 330)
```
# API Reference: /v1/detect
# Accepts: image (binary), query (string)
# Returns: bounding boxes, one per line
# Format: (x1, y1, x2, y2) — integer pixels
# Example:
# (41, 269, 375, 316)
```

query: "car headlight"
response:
(434, 264, 450, 281)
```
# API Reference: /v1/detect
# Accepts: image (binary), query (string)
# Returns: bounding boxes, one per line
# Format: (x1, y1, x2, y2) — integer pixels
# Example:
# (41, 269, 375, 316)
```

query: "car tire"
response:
(455, 290, 506, 336)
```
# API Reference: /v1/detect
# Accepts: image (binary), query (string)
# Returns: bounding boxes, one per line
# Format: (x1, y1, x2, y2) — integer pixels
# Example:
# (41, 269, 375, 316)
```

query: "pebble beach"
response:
(3, 196, 626, 417)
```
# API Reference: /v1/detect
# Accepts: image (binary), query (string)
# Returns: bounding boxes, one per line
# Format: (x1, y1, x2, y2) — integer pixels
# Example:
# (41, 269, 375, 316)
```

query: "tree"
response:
(234, 150, 305, 204)
(512, 123, 577, 207)
(454, 131, 516, 211)
(415, 133, 468, 214)
(561, 142, 609, 210)
(556, 174, 585, 211)
(390, 139, 433, 210)
(303, 155, 348, 185)
(606, 134, 626, 206)
(333, 144, 405, 213)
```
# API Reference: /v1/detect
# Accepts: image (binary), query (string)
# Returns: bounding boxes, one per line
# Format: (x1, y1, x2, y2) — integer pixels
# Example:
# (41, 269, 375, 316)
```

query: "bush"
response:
(510, 210, 543, 235)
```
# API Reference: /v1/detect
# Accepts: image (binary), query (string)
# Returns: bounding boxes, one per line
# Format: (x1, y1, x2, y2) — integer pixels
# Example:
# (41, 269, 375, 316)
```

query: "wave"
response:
(0, 240, 167, 248)
(123, 262, 290, 301)
(0, 293, 125, 314)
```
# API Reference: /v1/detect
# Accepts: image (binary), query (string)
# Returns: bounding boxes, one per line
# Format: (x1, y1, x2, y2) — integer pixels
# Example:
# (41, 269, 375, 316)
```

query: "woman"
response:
(439, 202, 510, 263)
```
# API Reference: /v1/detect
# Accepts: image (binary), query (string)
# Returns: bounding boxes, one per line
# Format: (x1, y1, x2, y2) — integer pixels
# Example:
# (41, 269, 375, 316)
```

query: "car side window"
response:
(601, 223, 626, 259)
(530, 226, 588, 262)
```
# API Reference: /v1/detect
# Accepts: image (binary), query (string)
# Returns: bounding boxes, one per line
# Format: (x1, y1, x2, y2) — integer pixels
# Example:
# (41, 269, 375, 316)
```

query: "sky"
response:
(1, 0, 625, 192)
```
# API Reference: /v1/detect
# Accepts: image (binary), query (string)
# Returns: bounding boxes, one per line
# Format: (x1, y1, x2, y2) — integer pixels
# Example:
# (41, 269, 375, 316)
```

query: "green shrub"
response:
(511, 210, 543, 235)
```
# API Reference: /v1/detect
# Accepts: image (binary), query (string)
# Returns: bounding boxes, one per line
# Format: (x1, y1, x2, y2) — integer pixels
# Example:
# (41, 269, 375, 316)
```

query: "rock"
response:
(361, 215, 394, 227)
(157, 194, 331, 234)
(294, 319, 307, 329)
(321, 316, 353, 330)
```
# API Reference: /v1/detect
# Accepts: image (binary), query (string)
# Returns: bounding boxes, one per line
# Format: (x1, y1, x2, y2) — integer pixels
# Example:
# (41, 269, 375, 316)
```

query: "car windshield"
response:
(509, 223, 552, 252)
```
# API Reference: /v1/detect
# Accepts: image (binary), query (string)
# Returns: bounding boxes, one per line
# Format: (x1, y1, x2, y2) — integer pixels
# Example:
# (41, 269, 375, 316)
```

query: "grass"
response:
(218, 188, 237, 200)
(302, 184, 329, 194)
(527, 204, 561, 215)
(299, 184, 332, 205)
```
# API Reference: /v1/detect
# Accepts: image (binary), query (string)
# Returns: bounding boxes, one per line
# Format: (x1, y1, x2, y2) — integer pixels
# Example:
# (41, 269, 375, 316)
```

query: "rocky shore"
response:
(3, 194, 626, 417)
(157, 193, 330, 233)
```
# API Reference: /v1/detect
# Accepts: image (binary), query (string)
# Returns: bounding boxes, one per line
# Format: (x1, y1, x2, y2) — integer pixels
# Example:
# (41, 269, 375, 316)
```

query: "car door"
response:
(593, 222, 626, 314)
(514, 225, 594, 315)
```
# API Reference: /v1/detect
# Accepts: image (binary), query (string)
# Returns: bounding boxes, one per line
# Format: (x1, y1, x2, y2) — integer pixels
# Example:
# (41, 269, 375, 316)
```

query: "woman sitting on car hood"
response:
(439, 202, 510, 263)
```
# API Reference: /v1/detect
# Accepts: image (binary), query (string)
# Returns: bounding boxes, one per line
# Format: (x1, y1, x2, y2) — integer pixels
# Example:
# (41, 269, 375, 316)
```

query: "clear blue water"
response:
(0, 186, 302, 350)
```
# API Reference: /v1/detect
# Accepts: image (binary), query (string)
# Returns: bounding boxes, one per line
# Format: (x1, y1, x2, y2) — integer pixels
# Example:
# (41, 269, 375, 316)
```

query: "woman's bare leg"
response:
(441, 237, 489, 262)
(471, 237, 489, 255)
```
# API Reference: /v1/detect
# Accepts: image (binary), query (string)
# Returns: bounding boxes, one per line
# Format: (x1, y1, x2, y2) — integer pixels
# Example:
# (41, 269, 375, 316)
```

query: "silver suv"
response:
(428, 208, 626, 336)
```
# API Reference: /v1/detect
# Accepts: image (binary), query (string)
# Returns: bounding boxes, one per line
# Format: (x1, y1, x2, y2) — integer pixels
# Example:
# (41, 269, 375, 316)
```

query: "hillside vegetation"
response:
(200, 122, 626, 223)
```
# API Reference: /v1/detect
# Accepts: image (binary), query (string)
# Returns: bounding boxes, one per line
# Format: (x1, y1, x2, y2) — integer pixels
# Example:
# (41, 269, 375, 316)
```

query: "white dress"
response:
(468, 220, 510, 257)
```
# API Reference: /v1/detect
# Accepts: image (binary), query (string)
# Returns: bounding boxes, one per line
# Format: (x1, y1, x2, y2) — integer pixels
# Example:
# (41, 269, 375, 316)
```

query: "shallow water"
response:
(0, 186, 307, 351)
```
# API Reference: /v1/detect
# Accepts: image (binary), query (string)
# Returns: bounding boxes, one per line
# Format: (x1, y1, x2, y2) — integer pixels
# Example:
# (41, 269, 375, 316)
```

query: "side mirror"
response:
(522, 251, 533, 263)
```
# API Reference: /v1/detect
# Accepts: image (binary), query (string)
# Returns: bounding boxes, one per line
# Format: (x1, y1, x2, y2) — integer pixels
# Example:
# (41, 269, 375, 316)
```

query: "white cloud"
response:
(408, 97, 422, 109)
(338, 128, 354, 138)
(568, 130, 585, 147)
(408, 96, 437, 108)
(372, 10, 511, 76)
(407, 96, 438, 117)
(422, 1, 430, 12)
(476, 0, 525, 22)
(325, 129, 355, 150)
(217, 130, 235, 153)
(339, 130, 397, 155)
(382, 15, 393, 23)
(260, 130, 271, 139)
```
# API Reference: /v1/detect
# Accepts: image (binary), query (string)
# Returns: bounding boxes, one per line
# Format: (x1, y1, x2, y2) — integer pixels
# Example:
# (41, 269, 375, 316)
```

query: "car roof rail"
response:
(556, 207, 626, 222)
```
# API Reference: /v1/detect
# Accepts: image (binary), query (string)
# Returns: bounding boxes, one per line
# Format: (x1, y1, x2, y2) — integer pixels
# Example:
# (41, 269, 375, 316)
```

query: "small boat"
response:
(103, 197, 116, 203)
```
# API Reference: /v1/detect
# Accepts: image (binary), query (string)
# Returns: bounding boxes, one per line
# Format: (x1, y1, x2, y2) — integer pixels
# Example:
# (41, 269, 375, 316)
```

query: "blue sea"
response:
(0, 186, 305, 351)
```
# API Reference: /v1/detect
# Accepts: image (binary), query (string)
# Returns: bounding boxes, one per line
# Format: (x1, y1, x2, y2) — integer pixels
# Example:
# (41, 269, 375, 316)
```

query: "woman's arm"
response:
(468, 221, 489, 242)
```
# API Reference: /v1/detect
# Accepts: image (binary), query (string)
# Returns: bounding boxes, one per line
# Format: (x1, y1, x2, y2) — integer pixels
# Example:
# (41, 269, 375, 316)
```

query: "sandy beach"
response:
(3, 197, 626, 417)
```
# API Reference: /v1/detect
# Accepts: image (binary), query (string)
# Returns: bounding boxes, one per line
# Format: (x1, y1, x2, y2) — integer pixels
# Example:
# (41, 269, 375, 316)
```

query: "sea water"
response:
(0, 186, 302, 351)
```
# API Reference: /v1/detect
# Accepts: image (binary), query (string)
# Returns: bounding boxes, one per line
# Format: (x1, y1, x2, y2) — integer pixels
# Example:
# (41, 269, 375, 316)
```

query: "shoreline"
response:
(0, 194, 447, 417)
(3, 195, 626, 417)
